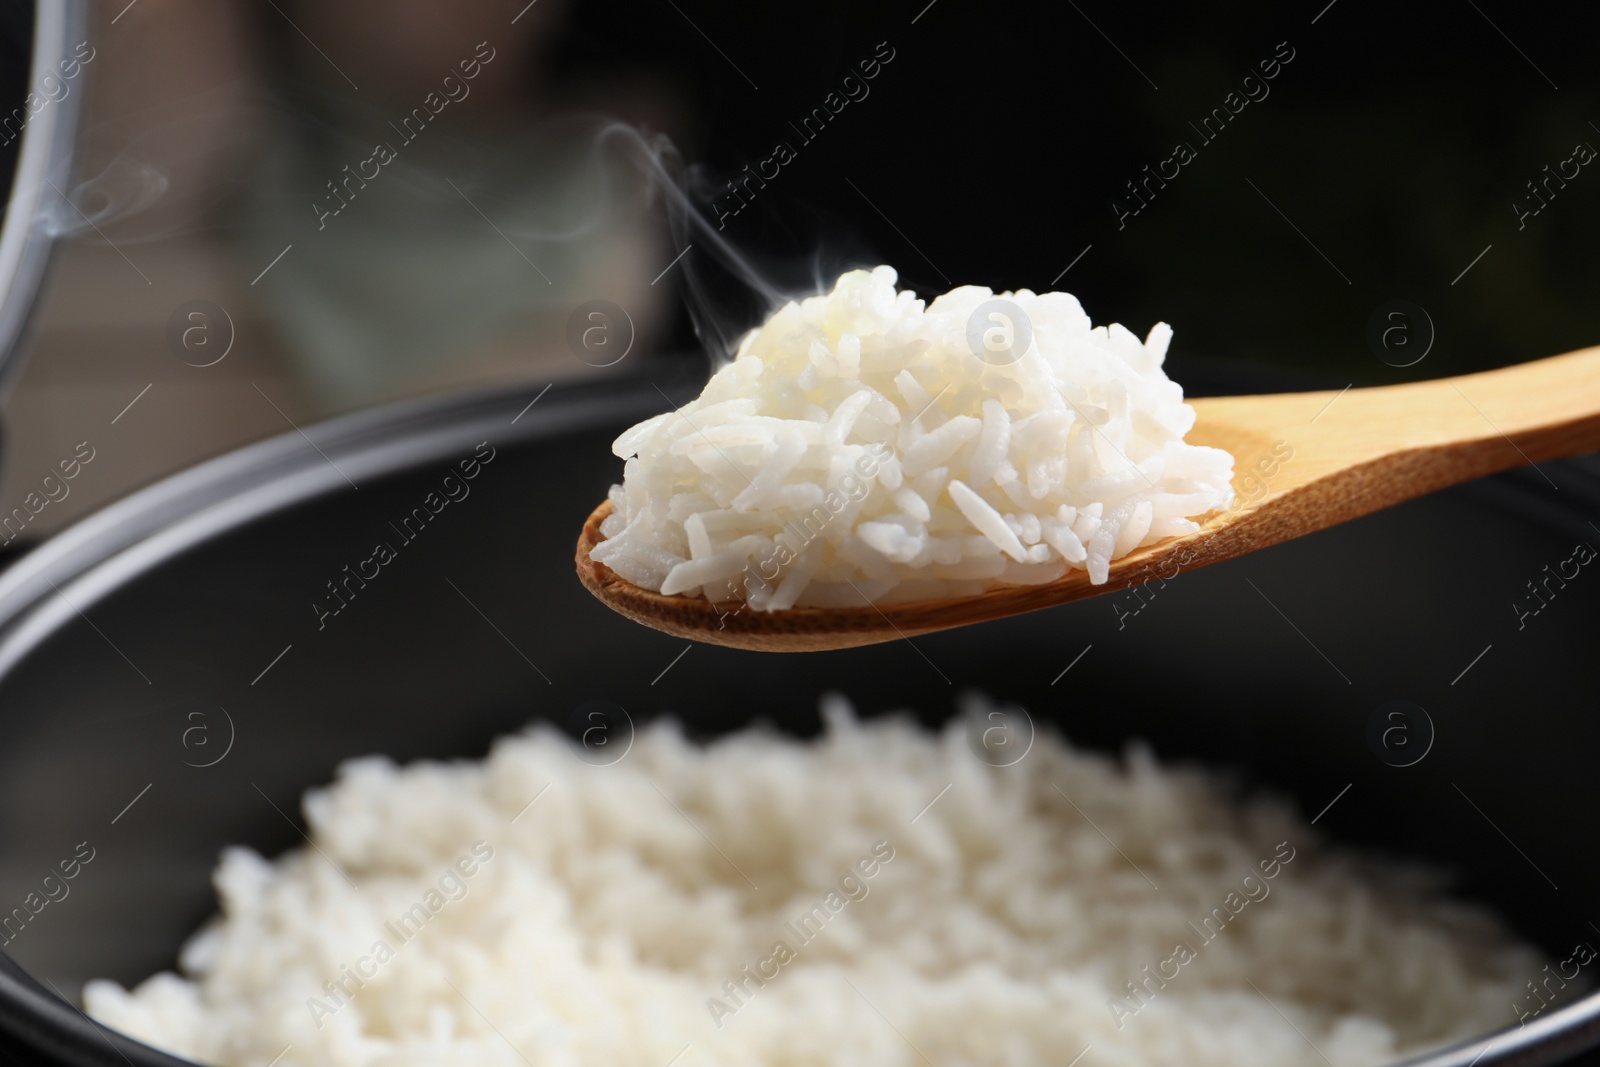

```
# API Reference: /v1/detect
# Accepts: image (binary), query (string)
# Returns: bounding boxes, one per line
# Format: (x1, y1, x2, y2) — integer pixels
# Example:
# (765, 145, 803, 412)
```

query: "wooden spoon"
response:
(576, 347, 1600, 652)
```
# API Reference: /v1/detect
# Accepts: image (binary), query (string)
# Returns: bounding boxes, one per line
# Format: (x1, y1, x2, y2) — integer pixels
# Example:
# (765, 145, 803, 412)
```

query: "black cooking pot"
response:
(0, 364, 1598, 1067)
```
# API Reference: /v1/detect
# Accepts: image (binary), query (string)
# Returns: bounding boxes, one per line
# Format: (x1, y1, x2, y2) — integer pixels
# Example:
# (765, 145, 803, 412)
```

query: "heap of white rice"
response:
(86, 694, 1533, 1067)
(592, 266, 1234, 610)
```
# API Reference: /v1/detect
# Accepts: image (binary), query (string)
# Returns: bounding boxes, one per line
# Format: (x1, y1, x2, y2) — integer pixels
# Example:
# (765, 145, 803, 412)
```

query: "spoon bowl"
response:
(576, 347, 1600, 651)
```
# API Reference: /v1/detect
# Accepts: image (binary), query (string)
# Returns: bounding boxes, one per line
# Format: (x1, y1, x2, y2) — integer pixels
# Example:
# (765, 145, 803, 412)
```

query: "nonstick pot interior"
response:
(0, 371, 1598, 1067)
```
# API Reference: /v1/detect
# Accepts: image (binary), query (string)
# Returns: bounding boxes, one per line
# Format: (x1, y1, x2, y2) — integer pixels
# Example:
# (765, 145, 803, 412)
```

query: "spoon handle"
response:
(1172, 346, 1600, 585)
(1347, 345, 1600, 460)
(1197, 346, 1600, 506)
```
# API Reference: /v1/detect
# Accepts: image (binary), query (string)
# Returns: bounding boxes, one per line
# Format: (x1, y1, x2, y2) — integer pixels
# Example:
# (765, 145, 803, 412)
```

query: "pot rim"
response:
(0, 370, 1595, 1067)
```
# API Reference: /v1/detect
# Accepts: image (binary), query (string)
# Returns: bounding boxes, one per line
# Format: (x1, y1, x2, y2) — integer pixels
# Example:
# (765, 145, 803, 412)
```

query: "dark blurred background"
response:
(0, 0, 1594, 540)
(609, 0, 1597, 371)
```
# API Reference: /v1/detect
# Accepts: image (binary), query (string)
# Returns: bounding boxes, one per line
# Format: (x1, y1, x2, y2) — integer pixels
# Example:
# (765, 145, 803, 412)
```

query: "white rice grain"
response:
(597, 267, 1234, 609)
(85, 695, 1540, 1067)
